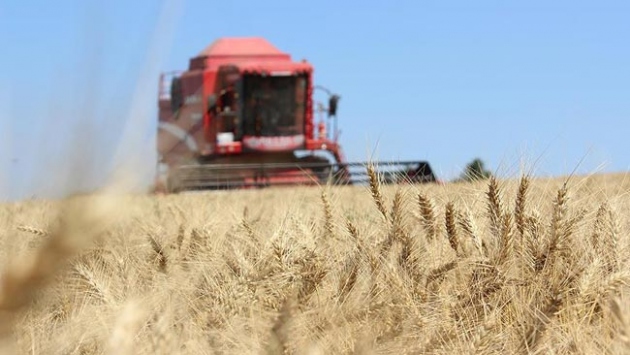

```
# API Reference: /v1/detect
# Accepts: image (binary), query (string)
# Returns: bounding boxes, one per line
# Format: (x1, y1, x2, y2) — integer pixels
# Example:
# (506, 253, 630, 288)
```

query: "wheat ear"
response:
(418, 192, 437, 241)
(367, 164, 388, 220)
(445, 202, 459, 256)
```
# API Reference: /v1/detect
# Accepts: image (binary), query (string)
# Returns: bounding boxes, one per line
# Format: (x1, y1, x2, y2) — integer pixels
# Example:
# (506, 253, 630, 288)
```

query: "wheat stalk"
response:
(486, 176, 504, 239)
(148, 235, 168, 273)
(367, 164, 388, 220)
(0, 194, 118, 342)
(266, 293, 296, 355)
(514, 175, 531, 239)
(105, 299, 148, 355)
(445, 202, 460, 256)
(16, 225, 49, 237)
(458, 209, 484, 257)
(321, 188, 336, 239)
(418, 192, 437, 241)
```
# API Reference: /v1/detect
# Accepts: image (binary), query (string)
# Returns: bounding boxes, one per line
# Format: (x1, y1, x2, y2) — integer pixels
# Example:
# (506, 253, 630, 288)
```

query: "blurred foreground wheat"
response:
(0, 171, 629, 354)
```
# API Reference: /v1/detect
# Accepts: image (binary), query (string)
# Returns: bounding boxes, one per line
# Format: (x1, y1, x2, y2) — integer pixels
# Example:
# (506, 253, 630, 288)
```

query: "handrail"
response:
(158, 71, 184, 100)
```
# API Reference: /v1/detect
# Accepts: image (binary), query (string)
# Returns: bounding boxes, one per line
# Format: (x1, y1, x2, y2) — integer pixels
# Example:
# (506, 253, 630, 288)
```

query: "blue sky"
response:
(1, 0, 629, 200)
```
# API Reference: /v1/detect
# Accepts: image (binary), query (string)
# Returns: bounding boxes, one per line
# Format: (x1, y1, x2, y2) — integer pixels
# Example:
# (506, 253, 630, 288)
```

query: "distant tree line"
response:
(456, 158, 492, 182)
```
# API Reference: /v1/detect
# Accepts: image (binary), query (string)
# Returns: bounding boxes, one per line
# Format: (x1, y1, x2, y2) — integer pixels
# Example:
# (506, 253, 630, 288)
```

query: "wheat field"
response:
(0, 170, 629, 354)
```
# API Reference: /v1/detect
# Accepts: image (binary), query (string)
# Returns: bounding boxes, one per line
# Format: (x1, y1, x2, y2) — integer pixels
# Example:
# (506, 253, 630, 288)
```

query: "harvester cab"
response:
(155, 37, 437, 192)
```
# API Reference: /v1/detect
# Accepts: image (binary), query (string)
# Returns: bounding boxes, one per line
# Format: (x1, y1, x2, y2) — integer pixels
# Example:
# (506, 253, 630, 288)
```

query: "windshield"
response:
(241, 74, 307, 137)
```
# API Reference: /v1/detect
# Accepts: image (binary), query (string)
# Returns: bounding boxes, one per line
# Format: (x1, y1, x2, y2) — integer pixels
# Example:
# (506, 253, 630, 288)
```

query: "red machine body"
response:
(156, 37, 436, 192)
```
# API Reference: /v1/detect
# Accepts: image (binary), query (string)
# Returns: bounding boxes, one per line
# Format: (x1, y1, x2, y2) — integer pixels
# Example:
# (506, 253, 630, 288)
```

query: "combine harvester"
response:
(155, 37, 437, 192)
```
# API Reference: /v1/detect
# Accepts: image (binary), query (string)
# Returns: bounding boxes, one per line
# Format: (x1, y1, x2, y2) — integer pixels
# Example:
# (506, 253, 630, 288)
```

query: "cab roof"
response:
(198, 37, 290, 59)
(190, 37, 312, 74)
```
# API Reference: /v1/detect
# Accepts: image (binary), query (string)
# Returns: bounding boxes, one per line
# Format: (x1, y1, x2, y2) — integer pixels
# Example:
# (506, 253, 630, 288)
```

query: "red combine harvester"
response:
(156, 37, 437, 192)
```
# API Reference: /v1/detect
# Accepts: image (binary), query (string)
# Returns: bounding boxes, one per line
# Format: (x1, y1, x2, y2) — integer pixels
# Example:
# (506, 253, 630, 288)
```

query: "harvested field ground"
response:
(1, 171, 629, 354)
